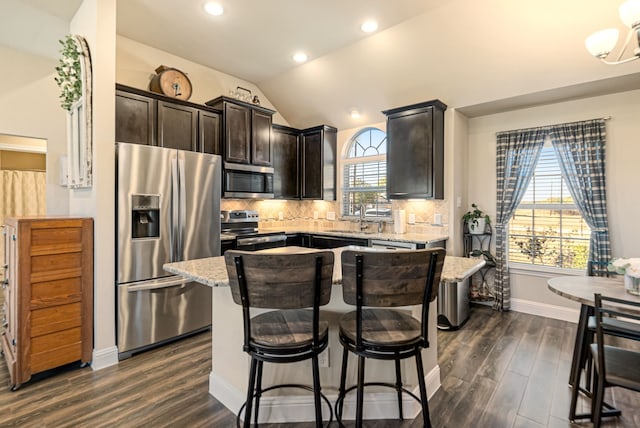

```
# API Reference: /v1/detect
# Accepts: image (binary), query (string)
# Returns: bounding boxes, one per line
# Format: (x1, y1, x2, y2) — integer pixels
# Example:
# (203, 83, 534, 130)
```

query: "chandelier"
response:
(585, 0, 640, 64)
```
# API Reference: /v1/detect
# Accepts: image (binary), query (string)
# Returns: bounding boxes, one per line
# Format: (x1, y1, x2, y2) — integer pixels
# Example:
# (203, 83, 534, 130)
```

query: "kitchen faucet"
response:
(359, 204, 368, 231)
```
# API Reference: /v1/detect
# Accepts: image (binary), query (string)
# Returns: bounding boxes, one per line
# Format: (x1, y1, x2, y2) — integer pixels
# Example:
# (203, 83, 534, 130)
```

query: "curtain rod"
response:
(496, 116, 612, 136)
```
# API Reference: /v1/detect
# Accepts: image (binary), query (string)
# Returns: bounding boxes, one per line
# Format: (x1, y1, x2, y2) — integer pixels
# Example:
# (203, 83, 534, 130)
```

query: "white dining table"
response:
(547, 275, 640, 422)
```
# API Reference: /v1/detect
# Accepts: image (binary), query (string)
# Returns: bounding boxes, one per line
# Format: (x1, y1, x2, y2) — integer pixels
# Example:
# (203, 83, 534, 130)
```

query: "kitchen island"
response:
(164, 247, 484, 424)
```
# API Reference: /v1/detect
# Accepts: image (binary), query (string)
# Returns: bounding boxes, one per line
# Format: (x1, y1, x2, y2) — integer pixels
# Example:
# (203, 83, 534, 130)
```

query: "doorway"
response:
(0, 134, 47, 315)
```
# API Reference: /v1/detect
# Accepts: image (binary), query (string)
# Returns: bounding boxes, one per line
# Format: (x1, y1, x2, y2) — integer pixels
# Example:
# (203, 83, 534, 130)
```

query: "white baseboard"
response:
(91, 346, 119, 370)
(510, 298, 579, 323)
(210, 364, 441, 423)
(210, 371, 245, 415)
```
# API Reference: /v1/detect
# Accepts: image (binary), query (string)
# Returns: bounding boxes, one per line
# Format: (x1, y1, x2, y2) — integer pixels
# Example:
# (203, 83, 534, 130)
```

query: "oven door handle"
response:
(236, 235, 287, 246)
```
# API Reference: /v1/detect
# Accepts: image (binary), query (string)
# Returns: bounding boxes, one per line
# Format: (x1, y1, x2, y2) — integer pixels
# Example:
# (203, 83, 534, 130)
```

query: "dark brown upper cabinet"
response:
(252, 110, 274, 166)
(206, 97, 275, 167)
(301, 125, 337, 201)
(221, 102, 251, 163)
(157, 101, 198, 151)
(383, 100, 446, 200)
(115, 90, 155, 146)
(199, 110, 221, 155)
(272, 124, 300, 199)
(115, 84, 221, 155)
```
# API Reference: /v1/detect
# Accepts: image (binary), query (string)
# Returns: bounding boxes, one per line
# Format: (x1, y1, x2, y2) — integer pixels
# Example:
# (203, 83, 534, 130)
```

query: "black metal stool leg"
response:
(415, 350, 431, 428)
(244, 357, 258, 428)
(311, 354, 323, 428)
(254, 360, 263, 426)
(394, 357, 404, 420)
(356, 355, 366, 427)
(337, 346, 349, 423)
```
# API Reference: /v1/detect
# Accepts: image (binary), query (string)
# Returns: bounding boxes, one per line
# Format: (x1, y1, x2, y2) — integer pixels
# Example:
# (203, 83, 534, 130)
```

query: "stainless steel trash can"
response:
(437, 278, 469, 330)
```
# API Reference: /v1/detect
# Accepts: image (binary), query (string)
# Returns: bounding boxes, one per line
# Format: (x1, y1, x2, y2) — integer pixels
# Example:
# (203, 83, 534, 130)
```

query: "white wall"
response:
(466, 89, 640, 310)
(116, 36, 289, 126)
(446, 109, 469, 256)
(70, 0, 118, 369)
(0, 45, 69, 215)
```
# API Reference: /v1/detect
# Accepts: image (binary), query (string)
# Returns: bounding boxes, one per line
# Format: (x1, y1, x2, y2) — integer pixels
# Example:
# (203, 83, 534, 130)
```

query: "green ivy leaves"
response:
(54, 35, 83, 111)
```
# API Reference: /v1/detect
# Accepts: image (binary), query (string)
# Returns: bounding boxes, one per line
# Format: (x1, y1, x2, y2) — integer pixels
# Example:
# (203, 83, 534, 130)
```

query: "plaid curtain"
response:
(494, 129, 545, 311)
(549, 119, 610, 267)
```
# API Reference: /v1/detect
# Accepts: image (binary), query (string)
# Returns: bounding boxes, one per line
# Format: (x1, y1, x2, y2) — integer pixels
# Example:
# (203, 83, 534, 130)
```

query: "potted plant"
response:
(462, 203, 490, 235)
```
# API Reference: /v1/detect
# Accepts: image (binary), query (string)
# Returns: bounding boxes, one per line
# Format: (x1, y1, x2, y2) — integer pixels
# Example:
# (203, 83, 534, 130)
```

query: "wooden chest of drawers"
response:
(2, 217, 93, 390)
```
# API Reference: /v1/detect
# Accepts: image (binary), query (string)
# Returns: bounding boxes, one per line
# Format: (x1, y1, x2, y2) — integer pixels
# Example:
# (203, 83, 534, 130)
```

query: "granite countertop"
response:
(260, 225, 449, 245)
(164, 247, 484, 288)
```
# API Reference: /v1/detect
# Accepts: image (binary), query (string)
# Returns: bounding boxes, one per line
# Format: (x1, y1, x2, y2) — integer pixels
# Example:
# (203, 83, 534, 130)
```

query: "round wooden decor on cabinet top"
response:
(149, 65, 192, 100)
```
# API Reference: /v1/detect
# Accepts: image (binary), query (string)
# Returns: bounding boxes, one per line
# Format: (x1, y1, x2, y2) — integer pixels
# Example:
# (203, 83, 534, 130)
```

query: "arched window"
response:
(342, 127, 391, 218)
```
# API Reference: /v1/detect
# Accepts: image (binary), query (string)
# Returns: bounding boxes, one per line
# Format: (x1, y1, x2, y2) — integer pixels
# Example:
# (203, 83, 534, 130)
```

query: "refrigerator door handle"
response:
(126, 277, 189, 292)
(171, 155, 180, 262)
(178, 156, 187, 261)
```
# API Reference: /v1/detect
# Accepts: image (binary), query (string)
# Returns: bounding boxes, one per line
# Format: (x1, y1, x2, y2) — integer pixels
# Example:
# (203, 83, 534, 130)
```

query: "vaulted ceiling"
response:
(4, 0, 640, 129)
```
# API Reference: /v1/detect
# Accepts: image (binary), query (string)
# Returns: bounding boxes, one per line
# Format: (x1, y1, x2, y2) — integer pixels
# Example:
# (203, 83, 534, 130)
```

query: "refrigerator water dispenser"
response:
(131, 194, 160, 239)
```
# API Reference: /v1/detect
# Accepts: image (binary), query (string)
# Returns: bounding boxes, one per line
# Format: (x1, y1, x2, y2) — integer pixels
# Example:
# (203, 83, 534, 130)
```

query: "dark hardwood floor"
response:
(1, 306, 639, 427)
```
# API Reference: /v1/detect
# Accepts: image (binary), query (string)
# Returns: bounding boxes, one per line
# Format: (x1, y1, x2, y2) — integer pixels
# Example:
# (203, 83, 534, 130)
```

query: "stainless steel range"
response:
(221, 210, 286, 251)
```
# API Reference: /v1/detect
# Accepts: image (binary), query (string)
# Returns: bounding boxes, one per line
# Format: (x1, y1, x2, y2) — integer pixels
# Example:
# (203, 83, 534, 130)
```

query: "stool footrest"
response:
(334, 382, 422, 427)
(236, 383, 333, 427)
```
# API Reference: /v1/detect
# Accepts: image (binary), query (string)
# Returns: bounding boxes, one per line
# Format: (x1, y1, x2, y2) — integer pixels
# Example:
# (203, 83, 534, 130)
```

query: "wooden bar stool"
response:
(334, 248, 446, 428)
(224, 250, 335, 427)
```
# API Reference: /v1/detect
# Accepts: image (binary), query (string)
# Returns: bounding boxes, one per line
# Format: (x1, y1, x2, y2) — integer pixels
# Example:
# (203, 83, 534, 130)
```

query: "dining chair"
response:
(224, 250, 335, 428)
(334, 247, 446, 428)
(568, 265, 640, 422)
(590, 293, 640, 427)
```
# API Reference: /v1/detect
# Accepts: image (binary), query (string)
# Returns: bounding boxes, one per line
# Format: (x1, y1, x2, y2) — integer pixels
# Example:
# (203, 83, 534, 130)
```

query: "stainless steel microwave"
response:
(223, 162, 274, 199)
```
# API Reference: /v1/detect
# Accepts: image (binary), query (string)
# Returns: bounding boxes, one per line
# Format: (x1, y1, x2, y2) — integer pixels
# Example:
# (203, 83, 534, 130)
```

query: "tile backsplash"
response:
(220, 199, 449, 235)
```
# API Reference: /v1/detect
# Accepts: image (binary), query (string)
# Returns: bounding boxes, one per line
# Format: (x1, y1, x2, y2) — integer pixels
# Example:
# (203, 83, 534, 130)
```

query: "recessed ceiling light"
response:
(293, 52, 308, 63)
(361, 20, 378, 33)
(350, 109, 361, 119)
(204, 2, 224, 16)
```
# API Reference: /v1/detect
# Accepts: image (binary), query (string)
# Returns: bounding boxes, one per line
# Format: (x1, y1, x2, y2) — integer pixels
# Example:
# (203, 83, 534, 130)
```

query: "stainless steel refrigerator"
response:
(116, 142, 221, 359)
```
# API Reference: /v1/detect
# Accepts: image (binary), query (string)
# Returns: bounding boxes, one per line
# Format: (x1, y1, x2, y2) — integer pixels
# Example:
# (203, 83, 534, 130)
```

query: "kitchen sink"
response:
(329, 229, 377, 235)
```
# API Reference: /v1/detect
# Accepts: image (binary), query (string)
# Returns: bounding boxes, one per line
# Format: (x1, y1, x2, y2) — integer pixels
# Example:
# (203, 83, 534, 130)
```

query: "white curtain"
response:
(0, 170, 46, 266)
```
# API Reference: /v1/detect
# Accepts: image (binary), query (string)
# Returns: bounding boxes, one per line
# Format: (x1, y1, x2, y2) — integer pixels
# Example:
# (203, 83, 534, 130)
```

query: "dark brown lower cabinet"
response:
(2, 217, 93, 390)
(308, 234, 368, 249)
